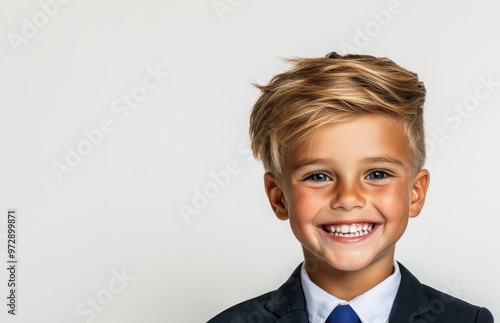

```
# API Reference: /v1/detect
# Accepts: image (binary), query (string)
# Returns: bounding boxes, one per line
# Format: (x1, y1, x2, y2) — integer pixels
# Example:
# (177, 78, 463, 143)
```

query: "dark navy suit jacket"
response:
(208, 262, 493, 323)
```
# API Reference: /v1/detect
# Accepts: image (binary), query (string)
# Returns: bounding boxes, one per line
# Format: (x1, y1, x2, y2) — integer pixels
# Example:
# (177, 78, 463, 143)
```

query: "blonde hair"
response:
(249, 52, 426, 176)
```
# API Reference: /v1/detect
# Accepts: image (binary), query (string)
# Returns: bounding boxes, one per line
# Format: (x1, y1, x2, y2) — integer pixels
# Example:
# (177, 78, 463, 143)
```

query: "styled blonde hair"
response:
(249, 52, 427, 176)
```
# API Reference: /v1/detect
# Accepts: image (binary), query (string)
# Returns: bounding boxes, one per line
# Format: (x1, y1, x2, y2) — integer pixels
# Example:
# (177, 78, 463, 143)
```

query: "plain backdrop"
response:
(1, 1, 499, 322)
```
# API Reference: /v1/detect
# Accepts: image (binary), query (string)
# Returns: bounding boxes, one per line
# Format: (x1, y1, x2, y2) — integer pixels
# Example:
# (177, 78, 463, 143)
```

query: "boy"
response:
(208, 52, 494, 323)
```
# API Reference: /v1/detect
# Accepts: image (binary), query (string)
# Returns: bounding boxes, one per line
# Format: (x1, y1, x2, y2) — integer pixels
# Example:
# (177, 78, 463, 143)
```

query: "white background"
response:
(1, 0, 499, 322)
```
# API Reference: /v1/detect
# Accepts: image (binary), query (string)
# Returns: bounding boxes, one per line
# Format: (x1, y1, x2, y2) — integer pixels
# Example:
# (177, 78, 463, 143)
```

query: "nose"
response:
(330, 178, 366, 211)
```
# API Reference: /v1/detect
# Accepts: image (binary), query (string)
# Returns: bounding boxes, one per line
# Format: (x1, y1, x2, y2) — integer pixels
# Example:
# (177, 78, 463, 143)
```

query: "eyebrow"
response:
(361, 156, 407, 169)
(292, 158, 333, 171)
(292, 156, 406, 171)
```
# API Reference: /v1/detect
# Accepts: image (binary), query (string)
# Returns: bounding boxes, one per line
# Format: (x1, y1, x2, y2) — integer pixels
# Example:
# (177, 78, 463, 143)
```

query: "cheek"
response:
(370, 183, 410, 218)
(286, 187, 324, 245)
(289, 187, 325, 214)
(286, 186, 327, 231)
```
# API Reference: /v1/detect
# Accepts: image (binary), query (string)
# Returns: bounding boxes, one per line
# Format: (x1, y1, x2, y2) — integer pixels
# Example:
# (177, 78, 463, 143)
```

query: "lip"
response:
(318, 223, 380, 243)
(320, 220, 378, 226)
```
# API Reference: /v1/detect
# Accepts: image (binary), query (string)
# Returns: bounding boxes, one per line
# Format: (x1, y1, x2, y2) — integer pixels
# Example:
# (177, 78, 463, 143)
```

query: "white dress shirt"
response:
(300, 260, 401, 323)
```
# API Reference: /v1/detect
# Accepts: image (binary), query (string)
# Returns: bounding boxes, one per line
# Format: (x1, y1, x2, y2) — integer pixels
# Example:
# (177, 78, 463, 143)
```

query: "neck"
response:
(303, 250, 395, 301)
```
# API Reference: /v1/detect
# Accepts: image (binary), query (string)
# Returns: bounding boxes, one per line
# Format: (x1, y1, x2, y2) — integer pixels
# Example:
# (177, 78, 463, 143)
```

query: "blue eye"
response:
(366, 171, 390, 180)
(306, 172, 331, 182)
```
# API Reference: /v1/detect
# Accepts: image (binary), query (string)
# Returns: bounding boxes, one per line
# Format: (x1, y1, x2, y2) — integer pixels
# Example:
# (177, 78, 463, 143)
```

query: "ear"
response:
(409, 169, 430, 218)
(264, 172, 289, 221)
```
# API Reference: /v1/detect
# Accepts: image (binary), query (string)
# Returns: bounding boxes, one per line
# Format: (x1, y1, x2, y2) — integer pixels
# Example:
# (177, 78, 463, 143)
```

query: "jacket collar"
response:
(265, 262, 434, 322)
(264, 263, 309, 322)
(388, 262, 432, 322)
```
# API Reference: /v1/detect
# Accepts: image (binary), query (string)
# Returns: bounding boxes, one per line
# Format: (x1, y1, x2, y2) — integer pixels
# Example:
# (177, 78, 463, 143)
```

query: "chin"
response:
(326, 259, 373, 272)
(324, 249, 394, 273)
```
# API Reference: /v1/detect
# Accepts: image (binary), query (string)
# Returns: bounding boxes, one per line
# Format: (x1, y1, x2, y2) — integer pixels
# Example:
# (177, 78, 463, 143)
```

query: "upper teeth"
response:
(325, 223, 374, 237)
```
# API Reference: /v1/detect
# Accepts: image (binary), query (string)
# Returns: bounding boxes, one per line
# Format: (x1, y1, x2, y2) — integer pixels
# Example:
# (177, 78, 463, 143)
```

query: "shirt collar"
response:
(301, 260, 401, 323)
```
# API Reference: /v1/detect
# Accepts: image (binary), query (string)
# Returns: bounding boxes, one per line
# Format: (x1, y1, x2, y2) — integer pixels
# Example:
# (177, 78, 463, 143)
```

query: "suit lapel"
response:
(263, 262, 435, 322)
(264, 263, 309, 322)
(388, 262, 432, 322)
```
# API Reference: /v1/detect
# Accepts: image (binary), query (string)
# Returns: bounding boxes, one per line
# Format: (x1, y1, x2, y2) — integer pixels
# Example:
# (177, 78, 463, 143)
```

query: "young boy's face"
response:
(265, 115, 429, 275)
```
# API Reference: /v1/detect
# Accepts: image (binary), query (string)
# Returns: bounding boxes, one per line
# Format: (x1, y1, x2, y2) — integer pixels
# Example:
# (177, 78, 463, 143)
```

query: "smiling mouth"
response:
(321, 223, 375, 237)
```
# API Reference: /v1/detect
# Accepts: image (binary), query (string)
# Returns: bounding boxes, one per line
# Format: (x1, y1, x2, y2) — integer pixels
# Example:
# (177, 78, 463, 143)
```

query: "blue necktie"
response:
(326, 304, 361, 323)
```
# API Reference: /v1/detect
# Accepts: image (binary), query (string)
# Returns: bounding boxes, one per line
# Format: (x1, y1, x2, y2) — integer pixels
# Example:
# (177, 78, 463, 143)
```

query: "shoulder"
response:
(417, 283, 493, 323)
(207, 291, 279, 323)
(207, 264, 308, 323)
(392, 263, 494, 323)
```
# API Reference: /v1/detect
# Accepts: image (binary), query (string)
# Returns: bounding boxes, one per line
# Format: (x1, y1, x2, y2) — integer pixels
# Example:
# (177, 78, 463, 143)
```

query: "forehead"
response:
(285, 115, 413, 170)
